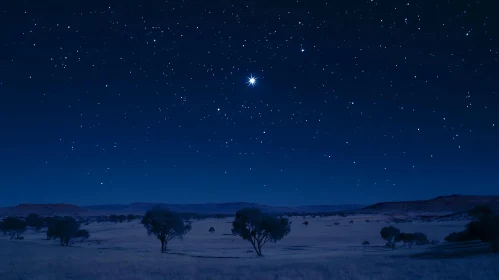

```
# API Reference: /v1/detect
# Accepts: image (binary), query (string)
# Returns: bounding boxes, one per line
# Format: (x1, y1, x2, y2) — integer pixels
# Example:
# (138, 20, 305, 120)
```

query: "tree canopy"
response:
(141, 206, 192, 253)
(380, 226, 400, 249)
(46, 216, 89, 246)
(1, 217, 26, 239)
(26, 213, 44, 231)
(232, 207, 291, 256)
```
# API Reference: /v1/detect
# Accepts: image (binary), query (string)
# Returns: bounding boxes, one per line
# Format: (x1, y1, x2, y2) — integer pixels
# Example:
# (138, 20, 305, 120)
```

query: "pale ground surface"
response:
(1, 214, 498, 280)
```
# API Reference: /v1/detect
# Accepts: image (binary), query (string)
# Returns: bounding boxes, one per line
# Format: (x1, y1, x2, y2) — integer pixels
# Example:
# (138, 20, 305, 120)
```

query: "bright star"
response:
(247, 75, 257, 87)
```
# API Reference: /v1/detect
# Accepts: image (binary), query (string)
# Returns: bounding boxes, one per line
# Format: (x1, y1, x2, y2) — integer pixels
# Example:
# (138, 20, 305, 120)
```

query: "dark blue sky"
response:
(1, 1, 498, 206)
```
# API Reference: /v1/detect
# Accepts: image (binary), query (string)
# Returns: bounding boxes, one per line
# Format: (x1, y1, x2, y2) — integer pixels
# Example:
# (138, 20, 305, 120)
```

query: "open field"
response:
(1, 215, 498, 280)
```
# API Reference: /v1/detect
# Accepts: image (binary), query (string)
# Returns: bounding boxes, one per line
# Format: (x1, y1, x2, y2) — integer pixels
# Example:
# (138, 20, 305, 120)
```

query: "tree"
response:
(398, 233, 416, 248)
(232, 207, 291, 257)
(1, 217, 27, 239)
(380, 226, 400, 249)
(26, 213, 44, 231)
(444, 207, 499, 253)
(141, 207, 192, 253)
(46, 216, 89, 246)
(208, 227, 215, 234)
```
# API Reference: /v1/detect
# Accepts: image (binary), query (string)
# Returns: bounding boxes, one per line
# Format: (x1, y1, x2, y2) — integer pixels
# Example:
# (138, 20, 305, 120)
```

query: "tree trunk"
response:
(257, 245, 263, 257)
(161, 239, 165, 253)
(250, 239, 261, 256)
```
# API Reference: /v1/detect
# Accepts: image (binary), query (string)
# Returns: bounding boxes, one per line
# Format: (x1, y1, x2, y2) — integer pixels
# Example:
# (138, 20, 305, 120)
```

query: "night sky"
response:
(1, 1, 498, 207)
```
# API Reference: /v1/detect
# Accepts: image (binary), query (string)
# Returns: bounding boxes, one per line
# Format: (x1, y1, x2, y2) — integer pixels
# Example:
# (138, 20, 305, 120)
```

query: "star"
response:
(247, 75, 257, 87)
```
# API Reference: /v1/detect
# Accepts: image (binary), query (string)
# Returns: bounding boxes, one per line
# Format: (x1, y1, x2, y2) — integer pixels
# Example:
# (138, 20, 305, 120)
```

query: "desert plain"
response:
(2, 213, 498, 280)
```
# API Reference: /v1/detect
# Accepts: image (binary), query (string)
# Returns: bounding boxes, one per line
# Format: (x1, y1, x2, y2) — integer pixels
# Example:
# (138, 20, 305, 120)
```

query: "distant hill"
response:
(362, 195, 499, 213)
(84, 203, 364, 215)
(0, 204, 88, 216)
(0, 202, 363, 217)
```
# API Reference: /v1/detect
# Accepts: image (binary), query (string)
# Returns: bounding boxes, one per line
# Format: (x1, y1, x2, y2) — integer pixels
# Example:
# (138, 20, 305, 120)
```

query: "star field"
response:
(0, 1, 498, 206)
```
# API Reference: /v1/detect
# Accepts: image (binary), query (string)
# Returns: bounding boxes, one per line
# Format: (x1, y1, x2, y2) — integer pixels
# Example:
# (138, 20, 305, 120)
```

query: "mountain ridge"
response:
(362, 194, 499, 213)
(0, 202, 364, 216)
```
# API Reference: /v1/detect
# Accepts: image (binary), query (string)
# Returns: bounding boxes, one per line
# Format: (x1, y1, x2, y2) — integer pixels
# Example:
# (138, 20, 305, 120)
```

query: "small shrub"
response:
(209, 227, 215, 233)
(334, 222, 340, 226)
(362, 240, 369, 246)
(302, 221, 309, 226)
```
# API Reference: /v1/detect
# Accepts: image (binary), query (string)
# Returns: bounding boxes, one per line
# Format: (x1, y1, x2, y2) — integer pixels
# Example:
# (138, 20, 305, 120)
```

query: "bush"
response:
(413, 232, 430, 245)
(26, 213, 44, 231)
(468, 205, 493, 218)
(142, 206, 191, 253)
(362, 240, 369, 246)
(46, 216, 90, 246)
(302, 221, 309, 226)
(1, 217, 27, 240)
(209, 227, 215, 233)
(232, 208, 291, 257)
(444, 231, 473, 242)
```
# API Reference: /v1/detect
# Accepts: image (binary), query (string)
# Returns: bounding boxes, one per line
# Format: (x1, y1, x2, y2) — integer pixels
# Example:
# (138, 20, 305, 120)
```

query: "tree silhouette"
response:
(380, 226, 400, 249)
(141, 207, 191, 253)
(1, 217, 26, 239)
(46, 216, 89, 246)
(26, 213, 44, 231)
(232, 208, 291, 257)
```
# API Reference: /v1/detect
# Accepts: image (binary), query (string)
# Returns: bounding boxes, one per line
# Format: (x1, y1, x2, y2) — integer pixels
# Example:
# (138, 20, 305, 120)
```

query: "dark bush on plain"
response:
(46, 216, 90, 246)
(445, 205, 499, 253)
(1, 217, 27, 240)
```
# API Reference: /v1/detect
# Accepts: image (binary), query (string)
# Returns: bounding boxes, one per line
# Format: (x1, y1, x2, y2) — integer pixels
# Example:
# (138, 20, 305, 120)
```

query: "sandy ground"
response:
(1, 215, 498, 280)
